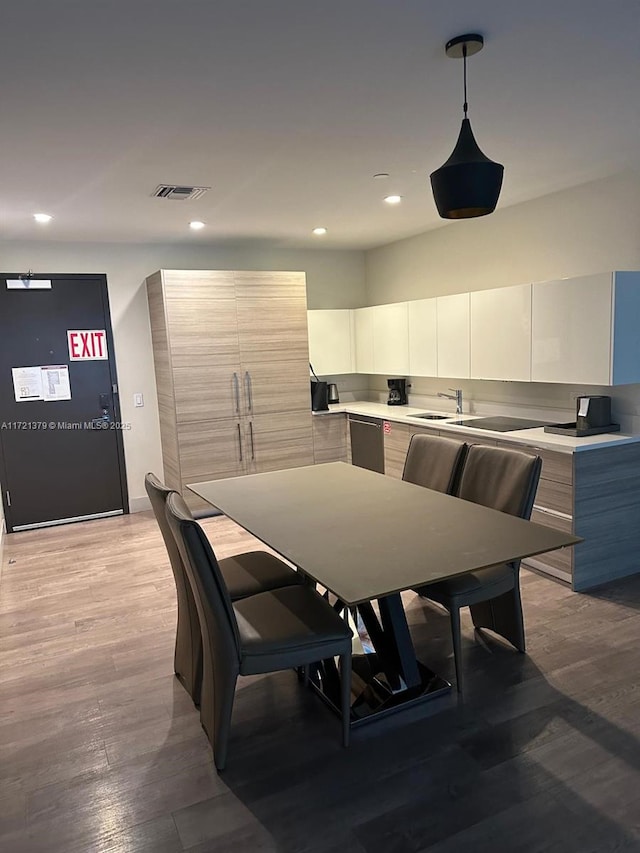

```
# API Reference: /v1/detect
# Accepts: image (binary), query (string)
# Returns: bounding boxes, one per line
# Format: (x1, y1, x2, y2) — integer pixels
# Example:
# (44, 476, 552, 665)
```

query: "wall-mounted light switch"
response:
(134, 392, 144, 407)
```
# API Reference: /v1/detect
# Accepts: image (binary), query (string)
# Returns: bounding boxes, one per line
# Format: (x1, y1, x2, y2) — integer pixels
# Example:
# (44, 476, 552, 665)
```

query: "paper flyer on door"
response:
(11, 366, 44, 401)
(12, 365, 72, 402)
(41, 366, 71, 401)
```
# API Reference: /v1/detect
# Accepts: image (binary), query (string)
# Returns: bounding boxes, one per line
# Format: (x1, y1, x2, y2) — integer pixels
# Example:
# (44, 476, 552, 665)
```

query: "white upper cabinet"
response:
(307, 309, 354, 375)
(437, 293, 470, 379)
(408, 298, 438, 377)
(471, 284, 532, 381)
(373, 302, 409, 375)
(354, 306, 376, 373)
(348, 271, 640, 385)
(531, 271, 640, 385)
(532, 274, 610, 384)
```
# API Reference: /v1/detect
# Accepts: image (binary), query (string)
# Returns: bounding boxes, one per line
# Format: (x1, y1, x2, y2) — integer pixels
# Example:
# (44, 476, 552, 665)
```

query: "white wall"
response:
(0, 242, 365, 510)
(364, 170, 640, 430)
(366, 171, 640, 303)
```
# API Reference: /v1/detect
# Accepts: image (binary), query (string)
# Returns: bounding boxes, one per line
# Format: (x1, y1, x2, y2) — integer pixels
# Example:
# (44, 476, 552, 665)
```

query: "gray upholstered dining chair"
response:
(145, 472, 304, 706)
(414, 445, 542, 694)
(402, 433, 468, 493)
(165, 492, 353, 771)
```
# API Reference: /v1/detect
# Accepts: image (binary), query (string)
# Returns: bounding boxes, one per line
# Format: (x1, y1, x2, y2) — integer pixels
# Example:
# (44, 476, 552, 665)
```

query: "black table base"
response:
(309, 652, 450, 727)
(307, 591, 451, 728)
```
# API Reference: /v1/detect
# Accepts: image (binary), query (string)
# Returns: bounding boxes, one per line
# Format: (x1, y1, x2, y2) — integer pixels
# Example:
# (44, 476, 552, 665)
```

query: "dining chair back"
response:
(145, 472, 202, 705)
(165, 492, 353, 771)
(145, 471, 305, 706)
(415, 444, 542, 693)
(456, 444, 541, 518)
(402, 433, 468, 494)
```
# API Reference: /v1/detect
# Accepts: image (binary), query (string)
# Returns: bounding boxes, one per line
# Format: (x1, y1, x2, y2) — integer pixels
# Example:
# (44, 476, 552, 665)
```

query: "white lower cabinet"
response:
(471, 283, 532, 381)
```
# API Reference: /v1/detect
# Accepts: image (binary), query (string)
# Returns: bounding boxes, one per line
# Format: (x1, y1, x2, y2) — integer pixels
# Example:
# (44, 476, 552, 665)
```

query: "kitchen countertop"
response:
(313, 401, 640, 453)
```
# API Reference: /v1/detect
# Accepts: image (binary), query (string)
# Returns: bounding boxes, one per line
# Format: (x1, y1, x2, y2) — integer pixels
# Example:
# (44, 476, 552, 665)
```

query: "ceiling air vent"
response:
(152, 184, 210, 201)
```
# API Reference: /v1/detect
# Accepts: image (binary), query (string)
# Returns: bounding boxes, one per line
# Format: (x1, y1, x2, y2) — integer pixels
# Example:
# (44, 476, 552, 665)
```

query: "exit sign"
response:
(67, 330, 108, 361)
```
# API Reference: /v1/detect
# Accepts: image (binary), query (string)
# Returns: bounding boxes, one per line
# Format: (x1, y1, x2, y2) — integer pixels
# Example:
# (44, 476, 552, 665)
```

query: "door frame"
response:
(0, 273, 129, 532)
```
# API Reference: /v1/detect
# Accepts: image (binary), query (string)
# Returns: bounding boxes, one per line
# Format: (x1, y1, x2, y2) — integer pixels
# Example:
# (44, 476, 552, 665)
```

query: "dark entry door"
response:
(0, 274, 128, 532)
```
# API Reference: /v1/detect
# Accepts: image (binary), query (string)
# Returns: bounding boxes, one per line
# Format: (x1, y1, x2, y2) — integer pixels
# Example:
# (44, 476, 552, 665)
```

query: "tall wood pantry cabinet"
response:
(146, 269, 313, 511)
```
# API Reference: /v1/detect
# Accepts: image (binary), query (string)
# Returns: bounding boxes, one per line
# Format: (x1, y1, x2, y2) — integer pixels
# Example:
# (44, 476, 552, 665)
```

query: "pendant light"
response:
(430, 33, 504, 219)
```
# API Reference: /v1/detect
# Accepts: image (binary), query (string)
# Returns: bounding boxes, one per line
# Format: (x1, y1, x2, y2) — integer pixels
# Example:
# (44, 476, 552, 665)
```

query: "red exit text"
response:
(67, 330, 108, 361)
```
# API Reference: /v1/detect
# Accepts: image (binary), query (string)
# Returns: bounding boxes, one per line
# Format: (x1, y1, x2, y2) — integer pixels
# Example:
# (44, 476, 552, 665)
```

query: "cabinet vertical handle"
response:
(237, 422, 243, 462)
(233, 372, 240, 415)
(249, 420, 255, 460)
(245, 370, 253, 413)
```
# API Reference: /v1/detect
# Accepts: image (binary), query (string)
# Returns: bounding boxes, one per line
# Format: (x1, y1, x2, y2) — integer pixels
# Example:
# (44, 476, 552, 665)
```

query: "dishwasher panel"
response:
(348, 415, 384, 473)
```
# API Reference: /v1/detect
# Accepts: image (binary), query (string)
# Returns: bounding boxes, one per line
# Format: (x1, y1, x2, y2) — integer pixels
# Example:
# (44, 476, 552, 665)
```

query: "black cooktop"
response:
(450, 416, 555, 432)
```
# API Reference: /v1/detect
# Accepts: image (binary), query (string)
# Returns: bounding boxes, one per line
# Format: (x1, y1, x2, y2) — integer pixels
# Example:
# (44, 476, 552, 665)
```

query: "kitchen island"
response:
(313, 402, 640, 592)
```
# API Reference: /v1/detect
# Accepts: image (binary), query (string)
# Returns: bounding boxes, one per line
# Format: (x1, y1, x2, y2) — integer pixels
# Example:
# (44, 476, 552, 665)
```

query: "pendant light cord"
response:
(463, 42, 468, 117)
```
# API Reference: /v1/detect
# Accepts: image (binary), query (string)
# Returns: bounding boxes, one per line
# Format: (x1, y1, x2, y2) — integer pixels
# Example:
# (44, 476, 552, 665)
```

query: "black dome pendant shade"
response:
(430, 33, 504, 220)
(430, 117, 504, 219)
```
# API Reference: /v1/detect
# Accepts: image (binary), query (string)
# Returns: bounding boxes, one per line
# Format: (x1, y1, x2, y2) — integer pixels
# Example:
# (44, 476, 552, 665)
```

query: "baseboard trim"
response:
(129, 495, 152, 513)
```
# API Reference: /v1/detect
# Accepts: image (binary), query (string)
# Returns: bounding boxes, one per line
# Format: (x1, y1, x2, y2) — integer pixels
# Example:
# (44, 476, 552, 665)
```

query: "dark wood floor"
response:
(1, 511, 639, 853)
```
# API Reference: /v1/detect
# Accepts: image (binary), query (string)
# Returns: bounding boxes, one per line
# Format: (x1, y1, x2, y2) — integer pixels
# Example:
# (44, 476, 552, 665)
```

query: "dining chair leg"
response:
(339, 651, 352, 748)
(212, 667, 239, 772)
(449, 605, 464, 695)
(198, 658, 215, 745)
(512, 584, 526, 653)
(470, 588, 526, 652)
(191, 636, 203, 708)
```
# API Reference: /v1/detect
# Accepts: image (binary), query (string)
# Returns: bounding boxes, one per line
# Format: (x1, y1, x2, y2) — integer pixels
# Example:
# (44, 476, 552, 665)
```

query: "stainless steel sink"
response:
(412, 413, 452, 420)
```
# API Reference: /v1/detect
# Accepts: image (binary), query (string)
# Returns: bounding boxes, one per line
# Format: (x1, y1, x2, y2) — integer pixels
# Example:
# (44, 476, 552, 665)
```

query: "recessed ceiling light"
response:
(312, 227, 327, 236)
(189, 220, 205, 230)
(34, 213, 52, 223)
(384, 195, 402, 205)
(373, 173, 390, 179)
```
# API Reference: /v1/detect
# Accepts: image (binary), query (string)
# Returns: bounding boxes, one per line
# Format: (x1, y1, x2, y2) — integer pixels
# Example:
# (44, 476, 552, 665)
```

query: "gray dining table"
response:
(188, 462, 580, 724)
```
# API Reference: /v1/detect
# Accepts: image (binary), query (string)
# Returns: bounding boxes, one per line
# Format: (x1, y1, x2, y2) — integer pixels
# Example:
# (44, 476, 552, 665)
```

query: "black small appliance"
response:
(576, 395, 612, 431)
(310, 381, 328, 411)
(387, 378, 408, 406)
(309, 363, 329, 411)
(544, 394, 620, 437)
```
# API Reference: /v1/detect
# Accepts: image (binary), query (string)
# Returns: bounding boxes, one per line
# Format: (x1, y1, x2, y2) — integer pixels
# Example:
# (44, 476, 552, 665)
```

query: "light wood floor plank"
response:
(1, 511, 639, 852)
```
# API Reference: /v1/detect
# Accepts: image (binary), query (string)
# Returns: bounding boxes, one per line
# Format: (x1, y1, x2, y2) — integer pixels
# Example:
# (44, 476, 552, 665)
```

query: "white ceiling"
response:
(1, 0, 639, 249)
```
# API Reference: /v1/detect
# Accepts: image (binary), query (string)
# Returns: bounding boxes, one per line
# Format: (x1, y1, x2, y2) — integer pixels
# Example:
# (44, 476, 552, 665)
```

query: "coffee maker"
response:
(387, 378, 408, 406)
(576, 395, 613, 431)
(544, 393, 619, 436)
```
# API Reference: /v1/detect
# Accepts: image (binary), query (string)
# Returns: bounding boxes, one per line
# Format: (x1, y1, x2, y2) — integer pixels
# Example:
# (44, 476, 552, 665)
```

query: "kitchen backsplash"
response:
(314, 370, 640, 433)
(313, 373, 370, 403)
(365, 375, 640, 434)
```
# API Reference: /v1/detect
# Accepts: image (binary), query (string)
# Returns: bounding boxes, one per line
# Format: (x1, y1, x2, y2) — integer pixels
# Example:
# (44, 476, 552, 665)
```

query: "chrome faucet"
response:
(438, 388, 463, 415)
